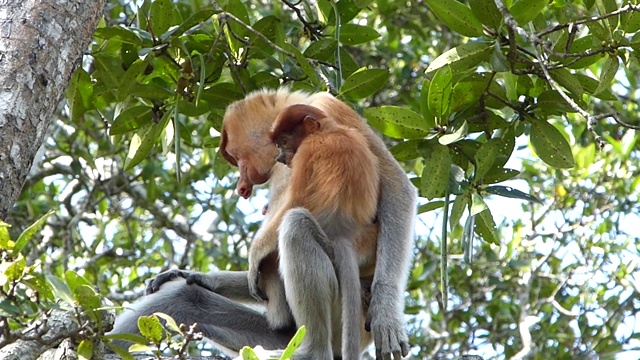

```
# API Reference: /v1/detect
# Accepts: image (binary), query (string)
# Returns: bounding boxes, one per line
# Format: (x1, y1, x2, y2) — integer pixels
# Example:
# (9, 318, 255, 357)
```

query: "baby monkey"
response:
(253, 103, 380, 360)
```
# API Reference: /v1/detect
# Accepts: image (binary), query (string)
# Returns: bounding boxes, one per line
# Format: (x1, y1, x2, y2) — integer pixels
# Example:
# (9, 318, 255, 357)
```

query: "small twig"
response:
(282, 0, 323, 40)
(610, 114, 640, 130)
(494, 0, 607, 149)
(538, 4, 640, 37)
(219, 12, 296, 58)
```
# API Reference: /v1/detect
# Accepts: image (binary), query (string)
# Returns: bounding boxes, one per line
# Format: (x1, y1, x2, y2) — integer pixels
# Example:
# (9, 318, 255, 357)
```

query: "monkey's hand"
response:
(247, 245, 269, 302)
(146, 269, 193, 294)
(185, 273, 219, 292)
(365, 285, 410, 360)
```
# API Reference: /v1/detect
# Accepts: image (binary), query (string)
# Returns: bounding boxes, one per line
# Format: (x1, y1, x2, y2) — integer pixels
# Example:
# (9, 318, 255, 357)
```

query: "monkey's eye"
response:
(280, 138, 289, 147)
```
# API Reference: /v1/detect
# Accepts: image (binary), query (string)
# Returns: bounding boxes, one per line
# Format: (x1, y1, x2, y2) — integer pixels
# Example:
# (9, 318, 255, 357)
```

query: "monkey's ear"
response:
(219, 128, 238, 166)
(302, 115, 320, 133)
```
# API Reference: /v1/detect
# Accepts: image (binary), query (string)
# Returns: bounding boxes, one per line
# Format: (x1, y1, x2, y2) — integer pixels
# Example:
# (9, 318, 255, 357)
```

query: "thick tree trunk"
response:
(0, 0, 107, 219)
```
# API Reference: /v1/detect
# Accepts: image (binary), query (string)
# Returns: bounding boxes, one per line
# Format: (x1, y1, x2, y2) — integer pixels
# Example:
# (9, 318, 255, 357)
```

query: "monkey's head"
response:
(270, 104, 325, 166)
(220, 91, 286, 199)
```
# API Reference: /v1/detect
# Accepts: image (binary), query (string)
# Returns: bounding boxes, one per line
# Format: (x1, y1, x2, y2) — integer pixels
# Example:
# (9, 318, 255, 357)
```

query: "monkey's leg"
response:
(332, 240, 363, 360)
(110, 279, 294, 353)
(278, 208, 341, 360)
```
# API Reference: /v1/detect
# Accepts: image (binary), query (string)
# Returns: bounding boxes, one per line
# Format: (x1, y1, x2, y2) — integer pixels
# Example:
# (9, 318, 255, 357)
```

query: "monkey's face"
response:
(274, 134, 296, 167)
(220, 98, 280, 199)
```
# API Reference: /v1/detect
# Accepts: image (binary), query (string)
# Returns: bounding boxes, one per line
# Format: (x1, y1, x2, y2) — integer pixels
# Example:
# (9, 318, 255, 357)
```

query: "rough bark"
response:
(0, 0, 107, 219)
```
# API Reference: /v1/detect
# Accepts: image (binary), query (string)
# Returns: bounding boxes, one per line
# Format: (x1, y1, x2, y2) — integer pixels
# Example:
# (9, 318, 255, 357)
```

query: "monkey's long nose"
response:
(236, 181, 253, 199)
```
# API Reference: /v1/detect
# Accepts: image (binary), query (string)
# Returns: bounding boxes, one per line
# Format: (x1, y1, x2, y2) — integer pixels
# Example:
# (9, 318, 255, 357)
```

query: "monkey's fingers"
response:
(247, 269, 268, 302)
(145, 269, 189, 295)
(368, 311, 410, 359)
(185, 274, 215, 292)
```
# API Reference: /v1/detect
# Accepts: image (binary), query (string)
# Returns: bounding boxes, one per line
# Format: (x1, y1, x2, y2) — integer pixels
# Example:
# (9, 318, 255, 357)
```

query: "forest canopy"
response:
(1, 0, 639, 359)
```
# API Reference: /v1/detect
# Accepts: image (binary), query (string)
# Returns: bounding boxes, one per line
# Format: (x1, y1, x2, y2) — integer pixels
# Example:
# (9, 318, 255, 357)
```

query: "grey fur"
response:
(110, 89, 417, 359)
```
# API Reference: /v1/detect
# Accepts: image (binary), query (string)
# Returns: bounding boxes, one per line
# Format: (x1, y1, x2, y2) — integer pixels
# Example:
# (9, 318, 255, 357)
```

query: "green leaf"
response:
(66, 68, 93, 122)
(426, 42, 493, 73)
(474, 208, 499, 244)
(94, 55, 125, 90)
(78, 340, 94, 360)
(23, 275, 54, 300)
(304, 39, 338, 61)
(14, 210, 53, 254)
(110, 106, 154, 135)
(161, 9, 218, 39)
(509, 0, 547, 26)
(0, 222, 11, 250)
(450, 73, 490, 113)
(213, 150, 233, 180)
(586, 21, 610, 42)
(340, 68, 389, 99)
(470, 192, 487, 216)
(104, 342, 136, 360)
(125, 123, 158, 170)
(354, 0, 373, 8)
(530, 119, 575, 169)
(339, 24, 381, 45)
(150, 0, 176, 36)
(484, 185, 542, 203)
(537, 90, 580, 115)
(621, 9, 640, 33)
(439, 121, 468, 145)
(426, 0, 483, 37)
(450, 193, 469, 230)
(419, 79, 437, 129)
(131, 84, 174, 100)
(46, 275, 75, 306)
(240, 347, 260, 360)
(419, 142, 451, 199)
(247, 16, 280, 59)
(74, 285, 101, 313)
(483, 168, 520, 184)
(428, 66, 453, 121)
(5, 257, 25, 281)
(474, 139, 501, 180)
(201, 83, 244, 109)
(94, 26, 143, 45)
(418, 201, 446, 213)
(281, 326, 307, 359)
(117, 59, 148, 101)
(549, 68, 583, 97)
(65, 270, 91, 293)
(338, 48, 360, 78)
(138, 315, 164, 345)
(153, 312, 182, 333)
(223, 0, 250, 54)
(594, 54, 619, 95)
(282, 43, 320, 86)
(563, 35, 603, 69)
(469, 0, 501, 28)
(574, 74, 616, 101)
(364, 106, 431, 139)
(103, 333, 149, 346)
(390, 139, 424, 161)
(596, 0, 618, 29)
(468, 112, 509, 135)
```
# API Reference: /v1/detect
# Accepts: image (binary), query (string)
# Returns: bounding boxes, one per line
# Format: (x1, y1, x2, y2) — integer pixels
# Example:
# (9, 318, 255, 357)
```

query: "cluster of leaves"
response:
(0, 213, 110, 359)
(3, 0, 640, 358)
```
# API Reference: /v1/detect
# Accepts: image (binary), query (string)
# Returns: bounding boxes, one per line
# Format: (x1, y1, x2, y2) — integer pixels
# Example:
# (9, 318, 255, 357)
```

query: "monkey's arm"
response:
(185, 271, 256, 301)
(146, 269, 257, 302)
(247, 203, 290, 301)
(366, 160, 417, 359)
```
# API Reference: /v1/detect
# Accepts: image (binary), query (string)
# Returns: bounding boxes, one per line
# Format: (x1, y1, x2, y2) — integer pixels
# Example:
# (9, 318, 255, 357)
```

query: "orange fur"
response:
(220, 91, 382, 353)
(220, 90, 379, 275)
(271, 104, 379, 232)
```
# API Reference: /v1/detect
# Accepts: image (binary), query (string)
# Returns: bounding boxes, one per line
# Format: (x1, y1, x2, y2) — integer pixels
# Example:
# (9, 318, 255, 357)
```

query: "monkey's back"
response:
(288, 123, 380, 238)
